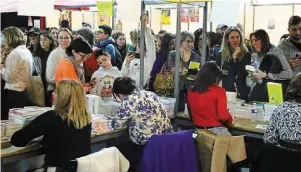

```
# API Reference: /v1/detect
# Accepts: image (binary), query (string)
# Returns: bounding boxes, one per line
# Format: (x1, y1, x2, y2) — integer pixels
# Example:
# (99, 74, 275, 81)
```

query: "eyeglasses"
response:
(78, 53, 90, 59)
(58, 36, 71, 40)
(184, 40, 193, 44)
(97, 58, 107, 65)
(95, 31, 104, 35)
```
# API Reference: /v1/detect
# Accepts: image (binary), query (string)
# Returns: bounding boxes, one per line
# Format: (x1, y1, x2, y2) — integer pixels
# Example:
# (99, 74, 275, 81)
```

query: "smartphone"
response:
(134, 52, 140, 59)
(295, 53, 301, 60)
(128, 51, 134, 56)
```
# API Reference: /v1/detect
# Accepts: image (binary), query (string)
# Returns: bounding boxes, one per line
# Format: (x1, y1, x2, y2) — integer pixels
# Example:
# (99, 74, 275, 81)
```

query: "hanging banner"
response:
(96, 1, 113, 16)
(18, 0, 54, 17)
(181, 9, 189, 23)
(161, 10, 171, 25)
(189, 8, 199, 22)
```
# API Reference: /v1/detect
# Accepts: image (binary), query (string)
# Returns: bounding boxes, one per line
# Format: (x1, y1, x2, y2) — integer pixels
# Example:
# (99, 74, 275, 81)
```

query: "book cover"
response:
(267, 82, 283, 105)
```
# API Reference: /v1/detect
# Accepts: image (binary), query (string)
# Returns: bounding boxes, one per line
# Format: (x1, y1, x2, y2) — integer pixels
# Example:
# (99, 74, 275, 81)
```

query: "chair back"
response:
(250, 143, 301, 172)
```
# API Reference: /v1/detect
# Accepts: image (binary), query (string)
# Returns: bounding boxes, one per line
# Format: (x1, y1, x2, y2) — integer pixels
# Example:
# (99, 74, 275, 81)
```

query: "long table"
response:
(176, 112, 268, 139)
(1, 129, 128, 167)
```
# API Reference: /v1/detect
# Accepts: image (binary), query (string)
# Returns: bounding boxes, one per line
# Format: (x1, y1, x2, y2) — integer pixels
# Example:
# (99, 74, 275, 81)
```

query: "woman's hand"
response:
(83, 86, 91, 93)
(89, 78, 97, 88)
(252, 70, 267, 80)
(125, 53, 135, 64)
(233, 47, 241, 60)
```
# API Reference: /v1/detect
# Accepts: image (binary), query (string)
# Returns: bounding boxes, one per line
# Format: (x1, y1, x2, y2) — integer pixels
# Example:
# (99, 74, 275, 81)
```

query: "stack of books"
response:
(9, 106, 52, 126)
(95, 100, 121, 117)
(160, 97, 176, 118)
(1, 120, 23, 137)
(86, 95, 102, 114)
(91, 114, 114, 135)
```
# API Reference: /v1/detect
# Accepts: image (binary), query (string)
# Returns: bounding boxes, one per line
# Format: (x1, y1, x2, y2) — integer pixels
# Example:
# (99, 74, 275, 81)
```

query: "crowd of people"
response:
(1, 12, 301, 171)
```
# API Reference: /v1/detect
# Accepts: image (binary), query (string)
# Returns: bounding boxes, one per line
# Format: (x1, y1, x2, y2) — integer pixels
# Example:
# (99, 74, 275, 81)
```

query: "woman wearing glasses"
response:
(215, 26, 251, 101)
(162, 31, 201, 110)
(55, 38, 94, 93)
(46, 28, 72, 103)
(89, 48, 121, 101)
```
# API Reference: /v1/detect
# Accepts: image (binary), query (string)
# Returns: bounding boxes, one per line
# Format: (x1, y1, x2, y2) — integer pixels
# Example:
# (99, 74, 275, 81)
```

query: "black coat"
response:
(216, 52, 251, 101)
(250, 143, 301, 172)
(248, 54, 291, 102)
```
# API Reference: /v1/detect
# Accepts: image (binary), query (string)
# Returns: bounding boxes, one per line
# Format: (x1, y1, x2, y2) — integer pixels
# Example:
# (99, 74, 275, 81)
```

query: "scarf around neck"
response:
(65, 56, 85, 84)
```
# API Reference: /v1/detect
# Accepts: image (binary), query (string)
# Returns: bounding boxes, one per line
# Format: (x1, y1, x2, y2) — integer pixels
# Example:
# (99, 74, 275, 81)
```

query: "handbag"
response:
(27, 58, 45, 107)
(27, 74, 45, 107)
(154, 62, 175, 97)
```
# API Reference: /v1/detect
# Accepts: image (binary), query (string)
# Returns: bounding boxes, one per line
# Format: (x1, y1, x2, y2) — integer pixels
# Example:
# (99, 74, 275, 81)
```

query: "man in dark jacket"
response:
(97, 25, 117, 66)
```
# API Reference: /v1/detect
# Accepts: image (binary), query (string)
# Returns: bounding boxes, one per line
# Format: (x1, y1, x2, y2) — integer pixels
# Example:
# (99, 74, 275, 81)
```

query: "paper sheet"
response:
(255, 125, 268, 130)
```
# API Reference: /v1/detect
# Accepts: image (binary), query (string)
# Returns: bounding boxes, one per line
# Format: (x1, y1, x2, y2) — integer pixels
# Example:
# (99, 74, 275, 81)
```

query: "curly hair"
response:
(285, 73, 301, 103)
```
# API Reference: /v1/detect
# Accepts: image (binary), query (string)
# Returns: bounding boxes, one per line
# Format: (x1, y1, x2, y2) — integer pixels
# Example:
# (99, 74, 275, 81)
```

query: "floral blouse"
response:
(111, 89, 174, 145)
(264, 101, 301, 146)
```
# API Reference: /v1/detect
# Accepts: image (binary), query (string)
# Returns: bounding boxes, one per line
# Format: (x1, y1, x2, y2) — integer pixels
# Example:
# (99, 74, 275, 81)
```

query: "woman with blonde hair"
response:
(215, 26, 251, 101)
(1, 26, 32, 120)
(11, 79, 91, 171)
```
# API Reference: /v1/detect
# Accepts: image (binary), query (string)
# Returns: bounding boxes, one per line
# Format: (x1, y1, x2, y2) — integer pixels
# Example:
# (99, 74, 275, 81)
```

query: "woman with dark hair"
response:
(187, 62, 233, 135)
(216, 26, 251, 101)
(33, 32, 57, 106)
(27, 27, 41, 53)
(207, 32, 221, 61)
(150, 33, 175, 83)
(193, 28, 203, 57)
(264, 73, 301, 149)
(111, 77, 173, 171)
(247, 29, 293, 102)
(112, 32, 129, 62)
(55, 38, 94, 92)
(49, 27, 59, 42)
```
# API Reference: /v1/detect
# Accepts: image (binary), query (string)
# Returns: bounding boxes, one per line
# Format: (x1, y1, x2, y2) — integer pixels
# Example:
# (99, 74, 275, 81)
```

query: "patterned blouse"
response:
(111, 89, 174, 145)
(163, 50, 201, 89)
(264, 101, 301, 146)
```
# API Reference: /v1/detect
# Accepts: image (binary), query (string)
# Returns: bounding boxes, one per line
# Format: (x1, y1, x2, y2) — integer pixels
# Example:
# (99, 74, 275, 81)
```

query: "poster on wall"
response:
(59, 11, 72, 28)
(34, 20, 41, 29)
(99, 15, 110, 26)
(181, 9, 189, 22)
(28, 16, 33, 26)
(189, 8, 199, 22)
(97, 1, 113, 16)
(161, 10, 171, 25)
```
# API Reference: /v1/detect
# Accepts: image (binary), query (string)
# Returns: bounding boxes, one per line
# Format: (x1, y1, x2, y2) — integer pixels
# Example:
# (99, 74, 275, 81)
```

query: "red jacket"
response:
(83, 50, 98, 79)
(187, 85, 233, 127)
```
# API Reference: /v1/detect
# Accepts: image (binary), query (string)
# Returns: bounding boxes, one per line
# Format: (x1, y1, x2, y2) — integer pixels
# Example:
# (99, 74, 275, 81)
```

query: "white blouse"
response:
(121, 27, 156, 87)
(45, 47, 67, 91)
(1, 45, 33, 92)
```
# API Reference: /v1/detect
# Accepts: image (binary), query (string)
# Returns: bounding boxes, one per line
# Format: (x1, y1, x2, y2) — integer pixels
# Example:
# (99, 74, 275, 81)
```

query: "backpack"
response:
(99, 41, 123, 70)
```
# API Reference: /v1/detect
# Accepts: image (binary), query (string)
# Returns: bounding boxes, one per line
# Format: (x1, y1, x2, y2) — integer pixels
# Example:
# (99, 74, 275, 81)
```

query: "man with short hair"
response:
(97, 25, 117, 67)
(278, 15, 301, 76)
